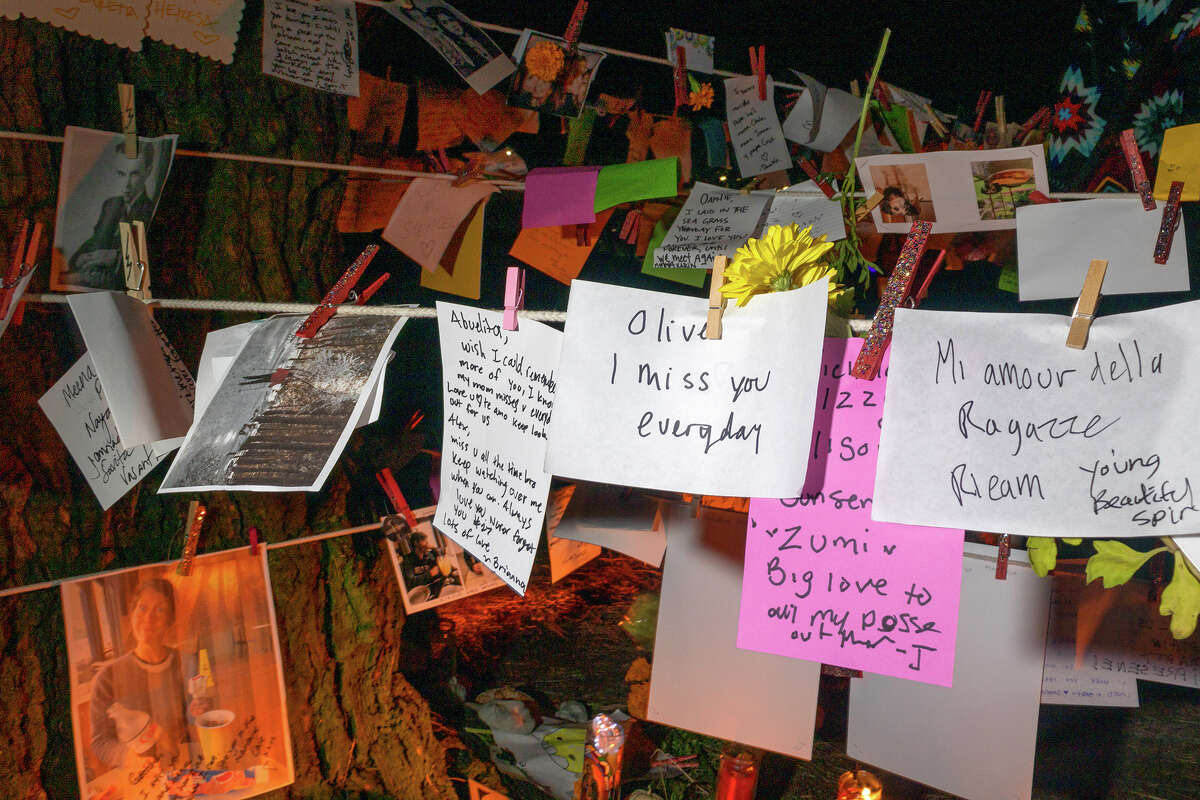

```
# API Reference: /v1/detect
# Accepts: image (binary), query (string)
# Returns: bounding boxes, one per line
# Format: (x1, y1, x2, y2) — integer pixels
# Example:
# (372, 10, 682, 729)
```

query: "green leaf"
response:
(1160, 554, 1200, 639)
(1027, 537, 1057, 577)
(688, 75, 701, 94)
(1062, 538, 1083, 546)
(1085, 540, 1167, 588)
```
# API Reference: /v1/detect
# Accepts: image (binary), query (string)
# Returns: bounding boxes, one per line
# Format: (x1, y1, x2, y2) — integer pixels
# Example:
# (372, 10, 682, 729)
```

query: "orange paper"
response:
(509, 209, 614, 284)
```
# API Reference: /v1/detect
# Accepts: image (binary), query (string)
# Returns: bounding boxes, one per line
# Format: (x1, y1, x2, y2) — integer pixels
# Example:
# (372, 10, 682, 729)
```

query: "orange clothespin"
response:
(503, 266, 525, 331)
(797, 158, 835, 199)
(377, 467, 418, 528)
(1119, 129, 1155, 211)
(176, 500, 206, 577)
(995, 534, 1011, 580)
(118, 83, 137, 159)
(118, 219, 150, 300)
(248, 526, 260, 556)
(295, 245, 380, 338)
(563, 0, 588, 49)
(1066, 258, 1108, 350)
(749, 45, 766, 101)
(619, 208, 642, 244)
(1154, 181, 1183, 264)
(1, 219, 43, 321)
(673, 46, 688, 110)
(854, 191, 885, 223)
(707, 255, 728, 340)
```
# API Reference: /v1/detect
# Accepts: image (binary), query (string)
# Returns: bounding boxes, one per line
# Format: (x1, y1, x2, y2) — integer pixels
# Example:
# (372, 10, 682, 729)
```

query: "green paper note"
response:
(997, 264, 1019, 294)
(878, 106, 918, 153)
(564, 106, 597, 166)
(594, 158, 679, 212)
(642, 218, 706, 287)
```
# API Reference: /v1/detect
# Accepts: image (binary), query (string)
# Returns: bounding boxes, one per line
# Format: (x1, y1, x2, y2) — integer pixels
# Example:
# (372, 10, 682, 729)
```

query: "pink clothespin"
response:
(619, 208, 642, 244)
(797, 159, 835, 199)
(295, 245, 380, 338)
(503, 266, 525, 331)
(176, 501, 207, 577)
(851, 220, 932, 380)
(248, 526, 260, 556)
(749, 45, 766, 101)
(377, 468, 418, 528)
(563, 0, 588, 49)
(1, 219, 43, 321)
(1119, 129, 1155, 211)
(972, 90, 993, 137)
(1154, 181, 1183, 264)
(673, 46, 688, 110)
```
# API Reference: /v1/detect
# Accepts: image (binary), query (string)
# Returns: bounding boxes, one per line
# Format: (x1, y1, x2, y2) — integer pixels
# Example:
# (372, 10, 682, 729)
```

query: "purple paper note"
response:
(737, 338, 965, 687)
(522, 166, 601, 228)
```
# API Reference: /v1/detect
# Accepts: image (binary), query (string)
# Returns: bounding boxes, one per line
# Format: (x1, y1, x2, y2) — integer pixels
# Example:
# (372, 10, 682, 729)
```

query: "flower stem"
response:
(840, 28, 892, 250)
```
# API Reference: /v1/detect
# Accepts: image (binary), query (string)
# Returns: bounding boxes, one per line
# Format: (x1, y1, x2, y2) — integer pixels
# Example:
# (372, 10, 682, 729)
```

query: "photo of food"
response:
(971, 156, 1036, 220)
(867, 162, 938, 224)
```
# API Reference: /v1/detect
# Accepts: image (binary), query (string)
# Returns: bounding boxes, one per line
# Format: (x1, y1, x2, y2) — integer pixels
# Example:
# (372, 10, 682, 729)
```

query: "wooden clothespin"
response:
(903, 249, 947, 309)
(797, 158, 835, 199)
(849, 79, 861, 98)
(749, 45, 767, 101)
(924, 104, 948, 139)
(851, 220, 933, 380)
(503, 265, 525, 331)
(673, 46, 688, 111)
(854, 191, 885, 223)
(176, 500, 206, 576)
(248, 526, 260, 556)
(995, 534, 1011, 580)
(1119, 129, 1155, 211)
(707, 255, 728, 340)
(377, 467, 419, 528)
(619, 208, 642, 244)
(295, 245, 380, 338)
(1154, 181, 1183, 264)
(118, 83, 137, 159)
(1, 219, 43, 321)
(1066, 258, 1108, 350)
(118, 220, 150, 300)
(563, 0, 588, 50)
(994, 95, 1009, 147)
(971, 90, 992, 139)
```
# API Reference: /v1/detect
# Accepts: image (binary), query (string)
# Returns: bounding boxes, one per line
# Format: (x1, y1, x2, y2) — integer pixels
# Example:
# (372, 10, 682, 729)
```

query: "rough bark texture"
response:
(0, 4, 453, 798)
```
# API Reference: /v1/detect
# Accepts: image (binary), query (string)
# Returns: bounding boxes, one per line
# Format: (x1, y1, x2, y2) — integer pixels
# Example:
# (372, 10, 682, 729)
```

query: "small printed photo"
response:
(384, 0, 515, 94)
(61, 548, 294, 800)
(868, 162, 938, 224)
(508, 30, 606, 118)
(51, 126, 178, 292)
(383, 507, 506, 614)
(971, 157, 1036, 220)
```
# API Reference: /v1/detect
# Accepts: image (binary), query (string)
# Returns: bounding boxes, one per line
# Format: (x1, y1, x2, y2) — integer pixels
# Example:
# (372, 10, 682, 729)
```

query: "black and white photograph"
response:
(383, 507, 508, 614)
(384, 0, 515, 94)
(159, 314, 404, 492)
(52, 126, 178, 293)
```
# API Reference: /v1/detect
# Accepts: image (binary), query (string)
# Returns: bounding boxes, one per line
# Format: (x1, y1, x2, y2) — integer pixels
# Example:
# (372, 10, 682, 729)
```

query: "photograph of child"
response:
(971, 157, 1036, 220)
(383, 506, 507, 614)
(868, 162, 938, 224)
(508, 31, 606, 118)
(61, 548, 294, 800)
(51, 127, 178, 293)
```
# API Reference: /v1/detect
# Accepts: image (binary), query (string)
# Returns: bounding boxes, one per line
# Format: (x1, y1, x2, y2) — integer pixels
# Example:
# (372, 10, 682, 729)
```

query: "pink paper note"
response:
(521, 166, 601, 228)
(737, 338, 965, 687)
(382, 178, 498, 271)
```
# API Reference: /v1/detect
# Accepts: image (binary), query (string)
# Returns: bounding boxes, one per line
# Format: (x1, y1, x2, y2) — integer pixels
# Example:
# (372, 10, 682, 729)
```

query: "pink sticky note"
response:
(737, 338, 965, 687)
(521, 166, 601, 228)
(382, 178, 498, 271)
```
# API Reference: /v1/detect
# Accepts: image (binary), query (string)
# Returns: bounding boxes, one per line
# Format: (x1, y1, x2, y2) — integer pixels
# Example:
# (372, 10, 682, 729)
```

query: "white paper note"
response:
(760, 190, 846, 243)
(1016, 198, 1189, 301)
(263, 0, 359, 96)
(648, 504, 820, 759)
(145, 0, 245, 64)
(67, 292, 195, 450)
(847, 544, 1050, 800)
(652, 182, 770, 269)
(781, 73, 860, 153)
(39, 354, 168, 510)
(873, 303, 1200, 538)
(857, 145, 1050, 233)
(546, 279, 826, 497)
(725, 76, 791, 177)
(433, 303, 562, 595)
(551, 483, 666, 566)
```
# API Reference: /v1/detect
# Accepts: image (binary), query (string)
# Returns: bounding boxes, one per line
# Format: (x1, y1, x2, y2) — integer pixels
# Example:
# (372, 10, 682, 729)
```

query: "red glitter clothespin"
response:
(797, 158, 835, 199)
(972, 90, 993, 137)
(1017, 106, 1050, 142)
(1154, 181, 1184, 264)
(176, 500, 207, 577)
(1119, 129, 1156, 211)
(295, 245, 380, 338)
(994, 534, 1011, 580)
(673, 46, 688, 111)
(503, 265, 525, 331)
(904, 249, 947, 309)
(850, 220, 933, 380)
(749, 45, 767, 101)
(376, 468, 418, 528)
(563, 0, 588, 49)
(248, 526, 260, 556)
(619, 208, 642, 244)
(1, 219, 43, 322)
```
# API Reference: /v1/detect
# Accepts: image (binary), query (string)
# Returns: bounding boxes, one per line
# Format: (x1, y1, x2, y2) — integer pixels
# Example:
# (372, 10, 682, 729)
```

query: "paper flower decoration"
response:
(525, 41, 566, 82)
(720, 223, 843, 307)
(688, 82, 714, 110)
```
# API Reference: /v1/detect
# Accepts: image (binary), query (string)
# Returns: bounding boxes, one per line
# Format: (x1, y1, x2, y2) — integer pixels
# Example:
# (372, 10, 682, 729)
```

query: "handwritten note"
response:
(433, 303, 562, 595)
(39, 354, 167, 510)
(738, 339, 965, 686)
(761, 190, 847, 243)
(508, 209, 612, 284)
(383, 178, 498, 271)
(1153, 122, 1200, 202)
(146, 0, 246, 64)
(725, 76, 790, 177)
(545, 279, 826, 497)
(651, 182, 769, 269)
(263, 0, 359, 96)
(521, 166, 600, 228)
(17, 1, 148, 51)
(874, 302, 1200, 538)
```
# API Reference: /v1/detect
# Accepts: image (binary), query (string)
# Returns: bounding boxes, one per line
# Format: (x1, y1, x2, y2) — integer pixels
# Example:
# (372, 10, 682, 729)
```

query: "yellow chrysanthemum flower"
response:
(688, 83, 714, 110)
(525, 41, 566, 82)
(720, 223, 841, 307)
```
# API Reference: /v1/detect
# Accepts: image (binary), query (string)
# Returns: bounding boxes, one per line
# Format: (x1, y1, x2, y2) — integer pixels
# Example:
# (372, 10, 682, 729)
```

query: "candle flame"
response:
(859, 790, 878, 800)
